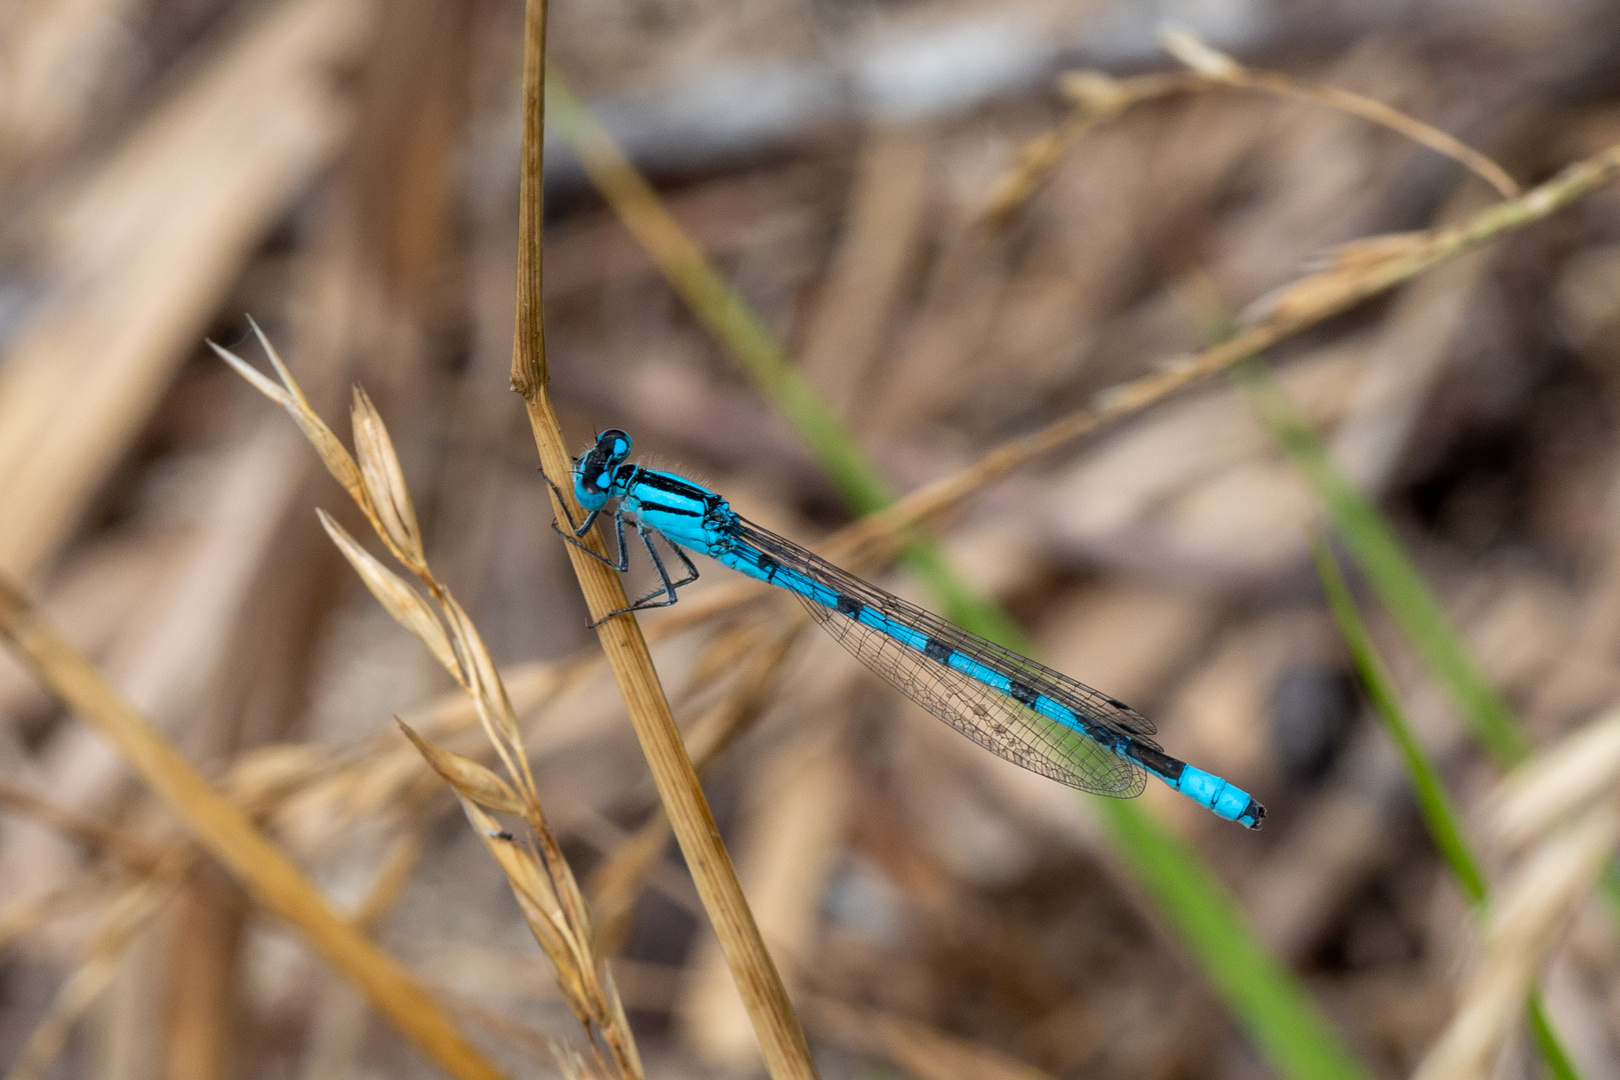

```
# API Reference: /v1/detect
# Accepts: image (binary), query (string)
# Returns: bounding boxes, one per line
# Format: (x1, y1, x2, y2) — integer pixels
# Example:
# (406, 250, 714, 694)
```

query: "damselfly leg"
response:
(587, 519, 701, 626)
(545, 475, 702, 625)
(545, 475, 631, 571)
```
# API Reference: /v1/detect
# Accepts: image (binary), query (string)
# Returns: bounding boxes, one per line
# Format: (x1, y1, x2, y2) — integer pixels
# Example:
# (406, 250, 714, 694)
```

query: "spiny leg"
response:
(545, 477, 630, 571)
(588, 524, 701, 626)
(662, 535, 700, 592)
(543, 475, 595, 534)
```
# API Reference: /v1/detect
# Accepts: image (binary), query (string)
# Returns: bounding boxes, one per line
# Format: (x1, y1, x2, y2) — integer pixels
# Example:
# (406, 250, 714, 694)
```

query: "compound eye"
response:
(598, 428, 633, 461)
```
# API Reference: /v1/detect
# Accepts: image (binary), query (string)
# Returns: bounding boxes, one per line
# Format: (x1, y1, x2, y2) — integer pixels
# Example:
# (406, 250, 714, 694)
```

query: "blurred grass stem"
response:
(0, 575, 507, 1080)
(986, 27, 1519, 219)
(1311, 541, 1579, 1080)
(836, 139, 1620, 571)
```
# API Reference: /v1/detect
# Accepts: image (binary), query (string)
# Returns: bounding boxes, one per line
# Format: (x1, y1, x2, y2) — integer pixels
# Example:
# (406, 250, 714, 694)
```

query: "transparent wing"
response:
(732, 518, 1152, 796)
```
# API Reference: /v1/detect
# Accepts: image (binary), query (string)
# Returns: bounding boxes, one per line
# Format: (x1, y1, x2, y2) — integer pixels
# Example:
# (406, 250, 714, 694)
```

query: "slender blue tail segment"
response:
(559, 429, 1266, 830)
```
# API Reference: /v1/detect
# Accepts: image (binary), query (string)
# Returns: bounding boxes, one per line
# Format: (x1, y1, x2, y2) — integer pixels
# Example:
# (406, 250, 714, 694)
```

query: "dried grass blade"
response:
(0, 575, 508, 1080)
(1414, 800, 1620, 1080)
(4, 879, 172, 1080)
(0, 781, 167, 876)
(316, 509, 461, 680)
(1494, 711, 1620, 846)
(442, 594, 524, 755)
(208, 338, 294, 406)
(396, 719, 526, 816)
(1158, 25, 1519, 199)
(231, 325, 640, 1069)
(600, 965, 646, 1079)
(0, 878, 117, 951)
(981, 69, 1199, 220)
(249, 315, 312, 412)
(350, 385, 426, 569)
(458, 798, 588, 1009)
(214, 333, 367, 504)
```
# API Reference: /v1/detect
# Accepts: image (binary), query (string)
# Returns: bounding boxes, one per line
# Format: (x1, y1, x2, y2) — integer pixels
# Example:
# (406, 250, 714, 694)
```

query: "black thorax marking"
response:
(637, 501, 698, 517)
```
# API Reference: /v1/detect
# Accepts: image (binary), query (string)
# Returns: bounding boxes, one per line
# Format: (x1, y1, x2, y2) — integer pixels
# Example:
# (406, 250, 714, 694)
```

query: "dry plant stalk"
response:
(1411, 714, 1620, 1080)
(833, 136, 1620, 571)
(5, 871, 180, 1080)
(506, 0, 819, 1075)
(978, 68, 1204, 222)
(0, 876, 127, 953)
(214, 324, 644, 1079)
(516, 220, 821, 1080)
(0, 567, 505, 1080)
(807, 996, 1056, 1080)
(589, 618, 806, 954)
(1156, 27, 1519, 197)
(0, 781, 168, 876)
(984, 25, 1516, 223)
(1491, 709, 1620, 845)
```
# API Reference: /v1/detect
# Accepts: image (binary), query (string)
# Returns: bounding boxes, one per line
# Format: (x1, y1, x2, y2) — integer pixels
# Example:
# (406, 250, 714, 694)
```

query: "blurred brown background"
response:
(4, 0, 1620, 1077)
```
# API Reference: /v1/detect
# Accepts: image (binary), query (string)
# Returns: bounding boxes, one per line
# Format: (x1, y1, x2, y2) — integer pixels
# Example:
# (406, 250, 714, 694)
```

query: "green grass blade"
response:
(1230, 357, 1530, 766)
(550, 78, 1376, 1080)
(1529, 996, 1583, 1080)
(1234, 354, 1620, 929)
(1312, 539, 1581, 1080)
(1310, 538, 1487, 902)
(1101, 799, 1373, 1080)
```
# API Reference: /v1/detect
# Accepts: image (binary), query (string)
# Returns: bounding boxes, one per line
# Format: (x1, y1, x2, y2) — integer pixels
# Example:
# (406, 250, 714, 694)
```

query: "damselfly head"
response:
(574, 428, 635, 507)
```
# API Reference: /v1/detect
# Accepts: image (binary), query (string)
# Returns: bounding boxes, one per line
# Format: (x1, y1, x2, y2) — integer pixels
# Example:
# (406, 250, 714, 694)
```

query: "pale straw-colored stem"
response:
(505, 0, 818, 1075)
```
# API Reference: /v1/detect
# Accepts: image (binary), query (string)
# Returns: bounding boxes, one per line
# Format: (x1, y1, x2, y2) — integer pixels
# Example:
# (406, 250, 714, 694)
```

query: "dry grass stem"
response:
(1413, 795, 1620, 1080)
(4, 874, 176, 1080)
(0, 875, 131, 954)
(0, 575, 507, 1080)
(980, 70, 1204, 221)
(1492, 710, 1620, 846)
(219, 333, 645, 1078)
(588, 618, 806, 953)
(1156, 26, 1519, 199)
(834, 138, 1620, 570)
(0, 782, 168, 876)
(521, 184, 817, 1080)
(508, 0, 818, 1075)
(986, 25, 1516, 222)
